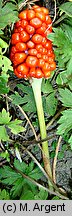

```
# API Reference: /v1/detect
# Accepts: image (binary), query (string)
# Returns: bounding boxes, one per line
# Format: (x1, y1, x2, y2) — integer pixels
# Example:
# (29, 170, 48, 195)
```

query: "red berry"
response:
(18, 10, 28, 20)
(14, 68, 23, 78)
(50, 62, 56, 71)
(27, 10, 35, 20)
(17, 63, 29, 76)
(28, 48, 37, 56)
(16, 42, 27, 51)
(27, 40, 35, 49)
(26, 56, 38, 68)
(35, 68, 44, 78)
(32, 34, 43, 44)
(13, 53, 26, 65)
(29, 67, 36, 77)
(11, 33, 20, 44)
(20, 30, 30, 42)
(43, 71, 51, 78)
(38, 59, 45, 67)
(35, 12, 46, 21)
(26, 25, 35, 35)
(30, 18, 42, 29)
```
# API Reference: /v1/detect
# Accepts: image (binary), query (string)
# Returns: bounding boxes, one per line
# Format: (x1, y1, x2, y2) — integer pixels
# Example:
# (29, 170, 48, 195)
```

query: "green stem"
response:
(31, 78, 53, 189)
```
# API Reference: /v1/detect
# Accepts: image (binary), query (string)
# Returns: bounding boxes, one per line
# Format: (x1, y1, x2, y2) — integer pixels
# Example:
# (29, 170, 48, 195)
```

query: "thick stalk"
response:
(31, 78, 52, 189)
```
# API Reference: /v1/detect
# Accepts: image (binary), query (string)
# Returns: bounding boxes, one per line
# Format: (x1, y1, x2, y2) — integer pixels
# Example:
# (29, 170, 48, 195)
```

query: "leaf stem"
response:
(31, 78, 53, 189)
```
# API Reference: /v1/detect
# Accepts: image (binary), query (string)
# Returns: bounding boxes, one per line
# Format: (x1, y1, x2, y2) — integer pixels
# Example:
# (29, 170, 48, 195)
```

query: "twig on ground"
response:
(45, 0, 57, 33)
(12, 134, 56, 146)
(53, 136, 62, 183)
(6, 94, 9, 112)
(18, 105, 38, 141)
(17, 105, 43, 153)
(52, 0, 57, 24)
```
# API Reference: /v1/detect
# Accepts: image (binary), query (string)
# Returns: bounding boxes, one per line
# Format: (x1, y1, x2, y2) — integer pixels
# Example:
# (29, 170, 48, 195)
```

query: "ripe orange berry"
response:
(16, 42, 27, 51)
(27, 10, 35, 20)
(18, 10, 28, 20)
(35, 12, 46, 21)
(11, 33, 20, 45)
(20, 30, 30, 42)
(27, 40, 35, 49)
(35, 68, 44, 78)
(17, 63, 29, 76)
(43, 71, 51, 78)
(32, 34, 43, 44)
(29, 67, 36, 77)
(30, 18, 42, 29)
(13, 53, 26, 65)
(26, 56, 38, 68)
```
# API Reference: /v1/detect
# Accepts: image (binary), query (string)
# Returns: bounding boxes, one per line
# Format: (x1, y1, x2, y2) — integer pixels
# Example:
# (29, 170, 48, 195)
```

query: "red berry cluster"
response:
(10, 5, 56, 79)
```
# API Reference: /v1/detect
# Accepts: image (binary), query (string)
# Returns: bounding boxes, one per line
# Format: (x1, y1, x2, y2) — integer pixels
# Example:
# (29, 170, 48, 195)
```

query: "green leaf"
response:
(42, 79, 53, 94)
(46, 92, 57, 116)
(50, 152, 55, 159)
(0, 12, 18, 29)
(0, 38, 8, 49)
(56, 71, 68, 85)
(0, 109, 25, 136)
(0, 55, 13, 73)
(11, 178, 25, 198)
(52, 141, 57, 151)
(61, 24, 72, 42)
(34, 188, 48, 200)
(0, 2, 18, 29)
(0, 189, 10, 200)
(0, 126, 9, 141)
(29, 166, 43, 180)
(59, 88, 72, 107)
(0, 73, 9, 94)
(0, 0, 2, 12)
(0, 159, 44, 199)
(0, 150, 10, 162)
(17, 84, 36, 112)
(65, 17, 72, 27)
(8, 119, 25, 134)
(0, 166, 21, 184)
(52, 196, 60, 200)
(68, 135, 72, 149)
(14, 159, 43, 180)
(59, 2, 72, 17)
(2, 56, 12, 72)
(0, 108, 11, 125)
(48, 27, 72, 69)
(20, 189, 34, 200)
(66, 56, 72, 76)
(68, 80, 72, 90)
(58, 152, 64, 159)
(10, 92, 25, 106)
(14, 159, 28, 173)
(0, 29, 4, 35)
(0, 55, 3, 67)
(57, 109, 72, 135)
(2, 3, 17, 13)
(28, 161, 34, 172)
